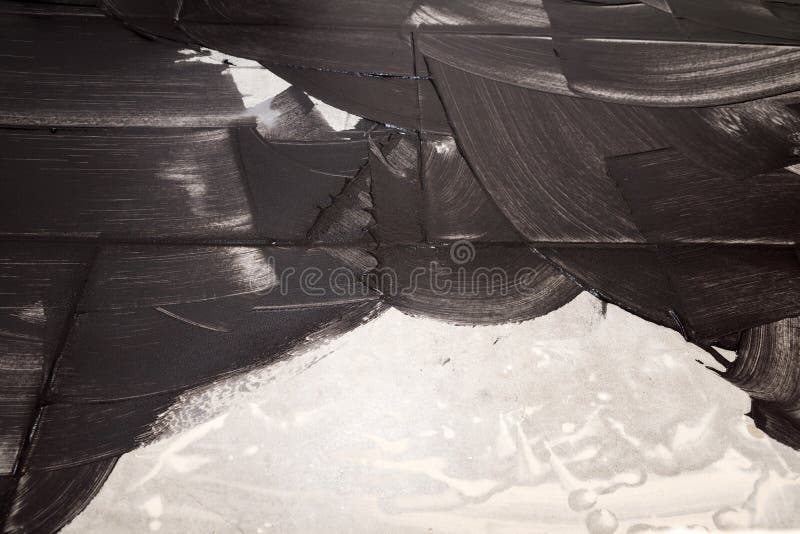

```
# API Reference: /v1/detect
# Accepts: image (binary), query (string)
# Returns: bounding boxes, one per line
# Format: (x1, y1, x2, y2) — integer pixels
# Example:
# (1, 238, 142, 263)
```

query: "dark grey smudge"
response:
(417, 34, 572, 96)
(0, 128, 257, 240)
(236, 126, 368, 241)
(666, 0, 800, 43)
(644, 97, 800, 179)
(0, 13, 247, 126)
(268, 65, 441, 132)
(553, 37, 800, 107)
(729, 317, 800, 448)
(1, 458, 117, 534)
(607, 148, 800, 244)
(374, 245, 581, 325)
(427, 58, 654, 242)
(421, 134, 522, 242)
(253, 86, 380, 142)
(538, 246, 682, 331)
(369, 133, 425, 244)
(181, 23, 415, 76)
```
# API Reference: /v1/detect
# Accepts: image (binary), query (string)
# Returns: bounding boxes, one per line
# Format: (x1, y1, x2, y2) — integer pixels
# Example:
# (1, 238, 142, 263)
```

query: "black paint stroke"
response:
(3, 1, 800, 532)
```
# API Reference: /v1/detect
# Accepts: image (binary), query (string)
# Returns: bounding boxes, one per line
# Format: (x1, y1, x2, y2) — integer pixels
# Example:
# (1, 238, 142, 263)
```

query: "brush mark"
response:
(306, 162, 381, 273)
(417, 34, 573, 95)
(0, 245, 93, 476)
(418, 79, 452, 134)
(20, 0, 99, 6)
(407, 0, 550, 31)
(176, 0, 549, 31)
(427, 59, 656, 242)
(0, 14, 248, 127)
(78, 246, 276, 311)
(27, 394, 177, 469)
(0, 334, 45, 475)
(607, 148, 800, 244)
(181, 24, 415, 76)
(50, 299, 378, 402)
(251, 299, 374, 310)
(543, 1, 685, 41)
(0, 1, 102, 16)
(149, 300, 388, 438)
(375, 244, 579, 325)
(265, 141, 368, 179)
(152, 294, 267, 334)
(421, 134, 522, 242)
(544, 0, 799, 45)
(729, 317, 800, 448)
(154, 306, 231, 332)
(554, 38, 800, 107)
(252, 86, 378, 142)
(235, 126, 367, 240)
(308, 167, 374, 243)
(644, 96, 800, 179)
(178, 0, 417, 26)
(655, 245, 800, 340)
(2, 458, 117, 534)
(369, 134, 426, 244)
(100, 0, 186, 41)
(268, 65, 441, 132)
(0, 128, 257, 239)
(727, 317, 800, 407)
(0, 244, 96, 534)
(538, 246, 683, 330)
(765, 1, 800, 24)
(639, 0, 671, 12)
(232, 247, 378, 309)
(666, 0, 800, 43)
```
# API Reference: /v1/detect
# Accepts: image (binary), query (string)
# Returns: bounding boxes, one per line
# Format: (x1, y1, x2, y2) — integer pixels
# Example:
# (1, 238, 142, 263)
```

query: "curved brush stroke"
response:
(556, 38, 800, 107)
(643, 95, 800, 178)
(729, 317, 800, 449)
(666, 0, 800, 43)
(155, 306, 231, 333)
(417, 34, 573, 96)
(375, 245, 581, 325)
(426, 59, 653, 243)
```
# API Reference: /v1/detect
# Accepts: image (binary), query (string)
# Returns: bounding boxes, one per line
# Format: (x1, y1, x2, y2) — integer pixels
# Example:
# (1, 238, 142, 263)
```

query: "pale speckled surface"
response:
(64, 294, 800, 534)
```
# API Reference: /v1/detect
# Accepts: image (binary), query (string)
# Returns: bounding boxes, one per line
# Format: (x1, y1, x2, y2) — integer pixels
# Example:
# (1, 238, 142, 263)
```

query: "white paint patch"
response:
(155, 129, 254, 230)
(786, 164, 800, 176)
(712, 346, 737, 363)
(140, 495, 163, 517)
(176, 48, 290, 109)
(406, 5, 472, 26)
(308, 96, 361, 131)
(132, 414, 228, 490)
(15, 301, 45, 325)
(175, 47, 358, 133)
(65, 295, 800, 534)
(229, 248, 278, 294)
(140, 494, 163, 531)
(366, 434, 409, 455)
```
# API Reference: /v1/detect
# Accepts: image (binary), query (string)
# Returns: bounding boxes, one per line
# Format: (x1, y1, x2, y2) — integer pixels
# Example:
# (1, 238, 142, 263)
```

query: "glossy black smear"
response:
(3, 1, 800, 532)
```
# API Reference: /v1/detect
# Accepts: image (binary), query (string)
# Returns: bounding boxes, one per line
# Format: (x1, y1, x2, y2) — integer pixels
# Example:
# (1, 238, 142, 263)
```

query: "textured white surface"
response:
(65, 294, 800, 533)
